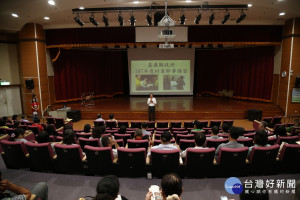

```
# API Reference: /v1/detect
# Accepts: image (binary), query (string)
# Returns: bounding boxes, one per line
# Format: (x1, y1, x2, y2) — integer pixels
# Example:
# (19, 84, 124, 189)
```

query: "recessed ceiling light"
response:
(248, 4, 252, 7)
(79, 6, 84, 10)
(44, 16, 50, 20)
(48, 0, 55, 5)
(11, 13, 18, 18)
(186, 0, 192, 2)
(133, 1, 139, 3)
(279, 12, 286, 16)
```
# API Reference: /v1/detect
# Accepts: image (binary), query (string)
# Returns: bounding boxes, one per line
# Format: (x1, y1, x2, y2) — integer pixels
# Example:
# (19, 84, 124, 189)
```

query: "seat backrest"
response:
(76, 132, 92, 138)
(176, 134, 194, 144)
(179, 139, 195, 150)
(244, 133, 255, 139)
(273, 124, 287, 135)
(290, 127, 300, 136)
(106, 121, 117, 128)
(272, 116, 282, 125)
(157, 122, 169, 128)
(206, 138, 228, 148)
(277, 136, 298, 145)
(184, 121, 194, 129)
(114, 139, 124, 147)
(249, 145, 279, 163)
(279, 144, 300, 172)
(84, 146, 113, 175)
(222, 120, 233, 127)
(170, 122, 182, 128)
(130, 121, 141, 129)
(55, 118, 65, 129)
(262, 117, 272, 126)
(105, 130, 118, 136)
(94, 120, 105, 127)
(147, 121, 155, 128)
(118, 121, 129, 128)
(185, 148, 215, 178)
(118, 147, 146, 177)
(198, 121, 209, 128)
(28, 126, 39, 135)
(127, 139, 149, 150)
(252, 120, 260, 131)
(46, 117, 55, 124)
(25, 142, 54, 171)
(54, 144, 84, 173)
(237, 138, 253, 147)
(0, 128, 7, 135)
(78, 137, 100, 150)
(0, 140, 28, 169)
(151, 149, 180, 178)
(114, 134, 131, 145)
(210, 120, 222, 128)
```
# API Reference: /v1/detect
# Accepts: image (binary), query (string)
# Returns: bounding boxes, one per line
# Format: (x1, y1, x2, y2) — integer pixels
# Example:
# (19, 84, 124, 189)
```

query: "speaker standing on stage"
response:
(147, 93, 157, 121)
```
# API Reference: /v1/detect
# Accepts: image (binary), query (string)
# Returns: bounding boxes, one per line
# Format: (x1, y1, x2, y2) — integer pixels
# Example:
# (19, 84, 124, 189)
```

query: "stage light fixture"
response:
(221, 12, 230, 24)
(146, 14, 152, 26)
(236, 10, 246, 23)
(194, 13, 201, 24)
(102, 14, 109, 27)
(179, 13, 186, 25)
(74, 15, 84, 27)
(89, 14, 99, 26)
(118, 13, 124, 26)
(209, 12, 215, 24)
(129, 14, 136, 26)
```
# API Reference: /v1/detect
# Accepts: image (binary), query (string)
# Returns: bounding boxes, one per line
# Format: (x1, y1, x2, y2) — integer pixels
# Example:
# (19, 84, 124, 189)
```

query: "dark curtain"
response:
(194, 46, 274, 100)
(53, 49, 129, 100)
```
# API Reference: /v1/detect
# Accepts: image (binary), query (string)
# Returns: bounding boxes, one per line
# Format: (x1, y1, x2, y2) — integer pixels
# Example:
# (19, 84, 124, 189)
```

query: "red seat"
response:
(290, 127, 300, 136)
(147, 121, 155, 128)
(114, 133, 131, 145)
(0, 140, 28, 169)
(262, 117, 272, 127)
(46, 117, 55, 125)
(153, 139, 176, 146)
(156, 128, 169, 131)
(237, 138, 253, 147)
(105, 121, 117, 129)
(105, 129, 118, 135)
(179, 139, 195, 150)
(277, 136, 298, 145)
(206, 138, 228, 149)
(131, 121, 141, 129)
(78, 137, 100, 150)
(184, 121, 194, 129)
(94, 120, 105, 127)
(210, 120, 222, 128)
(278, 144, 300, 173)
(76, 132, 92, 138)
(118, 121, 129, 128)
(157, 122, 169, 128)
(176, 134, 194, 144)
(170, 122, 181, 128)
(127, 139, 149, 150)
(55, 118, 65, 129)
(222, 120, 233, 127)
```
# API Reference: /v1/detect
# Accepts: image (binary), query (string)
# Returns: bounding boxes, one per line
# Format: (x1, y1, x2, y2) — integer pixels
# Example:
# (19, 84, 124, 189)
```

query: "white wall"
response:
(0, 43, 20, 84)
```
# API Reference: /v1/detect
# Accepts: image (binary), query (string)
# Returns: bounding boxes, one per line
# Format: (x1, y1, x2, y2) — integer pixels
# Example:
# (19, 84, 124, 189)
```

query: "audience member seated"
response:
(62, 129, 76, 145)
(20, 115, 29, 123)
(31, 118, 44, 132)
(147, 131, 179, 157)
(89, 126, 104, 145)
(259, 121, 270, 134)
(270, 125, 287, 138)
(8, 128, 29, 143)
(82, 124, 91, 134)
(2, 117, 12, 125)
(286, 119, 300, 134)
(107, 114, 118, 125)
(0, 119, 8, 129)
(145, 173, 183, 200)
(45, 124, 56, 137)
(141, 122, 151, 136)
(237, 127, 248, 139)
(12, 115, 18, 121)
(36, 130, 57, 153)
(95, 114, 106, 125)
(63, 124, 73, 131)
(181, 132, 208, 158)
(215, 126, 244, 160)
(219, 123, 230, 137)
(192, 120, 203, 132)
(248, 130, 270, 157)
(101, 136, 120, 159)
(119, 126, 126, 134)
(0, 171, 48, 200)
(207, 126, 223, 139)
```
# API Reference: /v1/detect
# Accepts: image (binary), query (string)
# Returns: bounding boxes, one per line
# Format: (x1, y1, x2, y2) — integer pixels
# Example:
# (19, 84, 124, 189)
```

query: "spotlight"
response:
(209, 13, 215, 24)
(118, 13, 124, 26)
(179, 13, 186, 25)
(236, 10, 246, 23)
(221, 12, 230, 24)
(74, 15, 84, 27)
(102, 15, 109, 27)
(89, 14, 98, 26)
(129, 14, 136, 26)
(146, 14, 152, 26)
(194, 13, 201, 24)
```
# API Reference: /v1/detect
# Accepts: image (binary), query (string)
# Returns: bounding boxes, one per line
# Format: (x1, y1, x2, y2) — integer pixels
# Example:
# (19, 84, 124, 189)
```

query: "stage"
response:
(51, 96, 284, 121)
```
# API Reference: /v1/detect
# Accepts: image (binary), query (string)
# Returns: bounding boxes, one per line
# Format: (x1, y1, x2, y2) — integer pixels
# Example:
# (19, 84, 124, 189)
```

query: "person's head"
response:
(150, 93, 153, 98)
(119, 126, 126, 134)
(195, 121, 203, 130)
(161, 173, 183, 199)
(32, 98, 36, 103)
(36, 131, 50, 143)
(211, 126, 219, 135)
(222, 123, 230, 133)
(83, 124, 91, 133)
(9, 128, 25, 141)
(21, 115, 26, 120)
(194, 132, 206, 147)
(0, 119, 6, 126)
(12, 115, 18, 120)
(33, 118, 40, 124)
(13, 121, 20, 128)
(134, 129, 143, 139)
(95, 175, 120, 200)
(275, 126, 287, 138)
(161, 131, 172, 144)
(294, 118, 299, 126)
(239, 185, 269, 200)
(101, 136, 112, 147)
(193, 120, 199, 129)
(100, 126, 106, 134)
(63, 129, 75, 145)
(229, 126, 240, 140)
(64, 124, 73, 131)
(254, 130, 268, 146)
(109, 114, 114, 120)
(259, 121, 268, 130)
(32, 94, 36, 99)
(45, 124, 56, 136)
(97, 114, 102, 119)
(238, 127, 245, 137)
(92, 126, 102, 139)
(142, 122, 148, 129)
(2, 116, 8, 122)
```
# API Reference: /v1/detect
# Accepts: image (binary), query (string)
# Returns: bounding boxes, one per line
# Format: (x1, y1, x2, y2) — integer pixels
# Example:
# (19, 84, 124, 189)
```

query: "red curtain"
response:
(194, 46, 274, 100)
(53, 48, 129, 101)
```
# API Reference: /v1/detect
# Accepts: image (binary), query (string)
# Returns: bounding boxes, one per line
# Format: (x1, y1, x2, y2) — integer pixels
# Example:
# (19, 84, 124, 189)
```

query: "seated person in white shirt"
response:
(248, 130, 270, 157)
(101, 135, 120, 159)
(147, 131, 179, 157)
(95, 114, 106, 125)
(141, 122, 151, 136)
(207, 126, 224, 139)
(181, 132, 208, 158)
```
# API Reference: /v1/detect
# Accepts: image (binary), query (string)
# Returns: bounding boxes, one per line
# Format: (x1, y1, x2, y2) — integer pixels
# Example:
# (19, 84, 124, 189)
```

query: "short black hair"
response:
(161, 173, 183, 197)
(275, 126, 287, 138)
(83, 124, 91, 133)
(101, 136, 110, 147)
(95, 175, 120, 200)
(222, 123, 230, 133)
(33, 118, 40, 123)
(194, 132, 206, 147)
(92, 126, 102, 139)
(254, 130, 268, 146)
(12, 114, 18, 120)
(45, 124, 56, 136)
(134, 129, 143, 138)
(97, 114, 102, 118)
(9, 128, 25, 141)
(161, 131, 172, 143)
(0, 119, 5, 126)
(109, 114, 114, 119)
(63, 129, 75, 145)
(229, 126, 240, 140)
(37, 131, 50, 143)
(119, 126, 126, 134)
(141, 122, 148, 129)
(239, 127, 245, 136)
(211, 126, 219, 135)
(195, 122, 203, 129)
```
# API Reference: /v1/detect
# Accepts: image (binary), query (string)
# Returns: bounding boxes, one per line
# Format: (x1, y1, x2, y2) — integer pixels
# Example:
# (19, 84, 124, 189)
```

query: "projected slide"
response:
(131, 60, 190, 94)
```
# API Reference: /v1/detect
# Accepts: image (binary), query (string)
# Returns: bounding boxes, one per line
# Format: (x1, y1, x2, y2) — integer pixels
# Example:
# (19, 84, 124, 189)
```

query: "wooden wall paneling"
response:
(272, 74, 280, 104)
(48, 76, 55, 104)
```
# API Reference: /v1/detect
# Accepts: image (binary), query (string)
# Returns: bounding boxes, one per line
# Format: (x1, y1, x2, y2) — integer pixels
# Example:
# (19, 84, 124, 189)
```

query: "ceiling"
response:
(0, 0, 300, 33)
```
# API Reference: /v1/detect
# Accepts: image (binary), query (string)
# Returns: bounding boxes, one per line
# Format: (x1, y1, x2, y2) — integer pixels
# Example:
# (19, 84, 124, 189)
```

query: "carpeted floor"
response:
(0, 156, 299, 200)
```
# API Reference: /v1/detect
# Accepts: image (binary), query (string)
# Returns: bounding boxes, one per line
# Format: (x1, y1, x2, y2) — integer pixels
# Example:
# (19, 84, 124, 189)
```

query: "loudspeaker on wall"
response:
(25, 79, 34, 89)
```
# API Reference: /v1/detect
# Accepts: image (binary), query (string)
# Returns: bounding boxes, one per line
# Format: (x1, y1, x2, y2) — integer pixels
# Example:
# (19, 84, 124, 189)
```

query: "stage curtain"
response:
(52, 48, 129, 101)
(194, 46, 274, 100)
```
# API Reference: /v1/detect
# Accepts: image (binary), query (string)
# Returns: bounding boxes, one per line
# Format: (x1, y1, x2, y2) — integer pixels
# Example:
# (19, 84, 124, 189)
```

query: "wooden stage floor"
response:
(54, 96, 284, 120)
